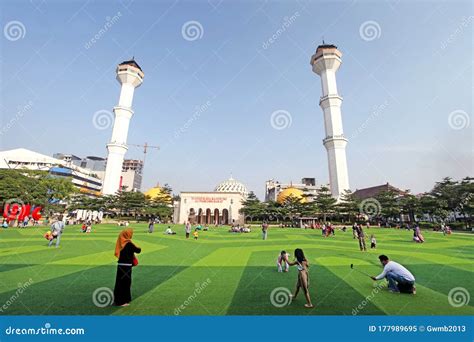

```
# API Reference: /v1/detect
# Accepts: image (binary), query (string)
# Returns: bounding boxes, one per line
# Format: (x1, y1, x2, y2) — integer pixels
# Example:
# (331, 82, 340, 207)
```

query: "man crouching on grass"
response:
(371, 255, 416, 294)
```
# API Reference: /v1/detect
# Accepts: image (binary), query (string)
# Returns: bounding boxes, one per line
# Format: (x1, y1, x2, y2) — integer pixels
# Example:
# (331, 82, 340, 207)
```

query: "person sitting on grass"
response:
(277, 250, 289, 272)
(288, 248, 314, 308)
(371, 255, 416, 294)
(164, 226, 176, 235)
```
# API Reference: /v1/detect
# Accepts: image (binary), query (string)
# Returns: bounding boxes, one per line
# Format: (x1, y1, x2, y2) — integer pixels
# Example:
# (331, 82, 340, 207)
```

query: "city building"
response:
(0, 148, 103, 196)
(173, 177, 249, 225)
(55, 153, 143, 192)
(265, 178, 318, 202)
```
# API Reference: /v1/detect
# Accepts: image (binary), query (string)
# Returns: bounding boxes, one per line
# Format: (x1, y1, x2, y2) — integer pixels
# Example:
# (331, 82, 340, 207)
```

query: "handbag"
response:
(132, 255, 139, 267)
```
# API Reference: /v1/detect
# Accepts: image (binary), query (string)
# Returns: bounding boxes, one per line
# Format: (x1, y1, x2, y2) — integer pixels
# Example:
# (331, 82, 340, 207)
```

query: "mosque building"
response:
(173, 177, 249, 225)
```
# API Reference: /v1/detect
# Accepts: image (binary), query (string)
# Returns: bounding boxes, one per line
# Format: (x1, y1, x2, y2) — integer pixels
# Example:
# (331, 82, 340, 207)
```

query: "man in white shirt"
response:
(371, 255, 416, 294)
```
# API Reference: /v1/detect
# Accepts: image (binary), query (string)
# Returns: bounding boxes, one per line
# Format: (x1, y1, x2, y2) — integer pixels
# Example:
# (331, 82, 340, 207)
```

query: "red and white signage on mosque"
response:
(191, 197, 227, 203)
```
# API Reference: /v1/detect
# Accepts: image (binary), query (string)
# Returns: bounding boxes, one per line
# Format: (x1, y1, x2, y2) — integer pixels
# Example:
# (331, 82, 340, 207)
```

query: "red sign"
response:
(3, 203, 42, 221)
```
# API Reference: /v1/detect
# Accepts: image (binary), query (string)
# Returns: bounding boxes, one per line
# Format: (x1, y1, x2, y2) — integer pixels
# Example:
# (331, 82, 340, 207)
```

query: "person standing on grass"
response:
(185, 221, 191, 239)
(48, 216, 64, 248)
(356, 224, 366, 251)
(352, 223, 358, 239)
(371, 255, 416, 294)
(114, 228, 141, 307)
(288, 248, 313, 308)
(148, 218, 154, 233)
(261, 221, 268, 240)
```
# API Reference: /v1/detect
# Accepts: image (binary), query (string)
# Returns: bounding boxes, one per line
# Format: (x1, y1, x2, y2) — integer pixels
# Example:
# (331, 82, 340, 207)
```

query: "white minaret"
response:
(102, 60, 144, 195)
(310, 44, 349, 199)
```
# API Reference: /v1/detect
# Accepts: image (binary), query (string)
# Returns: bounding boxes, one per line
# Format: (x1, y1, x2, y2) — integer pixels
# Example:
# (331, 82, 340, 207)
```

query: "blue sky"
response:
(1, 0, 472, 199)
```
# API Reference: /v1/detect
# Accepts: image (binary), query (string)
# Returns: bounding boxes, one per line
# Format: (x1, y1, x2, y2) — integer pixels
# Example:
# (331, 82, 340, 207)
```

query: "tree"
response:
(0, 169, 77, 214)
(430, 177, 462, 220)
(398, 193, 420, 223)
(263, 201, 285, 222)
(281, 194, 305, 221)
(240, 192, 263, 222)
(374, 190, 399, 223)
(336, 189, 360, 222)
(314, 185, 336, 222)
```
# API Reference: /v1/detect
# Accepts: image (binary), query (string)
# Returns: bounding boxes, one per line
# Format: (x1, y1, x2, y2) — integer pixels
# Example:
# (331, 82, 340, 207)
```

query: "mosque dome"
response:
(277, 187, 307, 204)
(214, 177, 249, 197)
(144, 185, 172, 204)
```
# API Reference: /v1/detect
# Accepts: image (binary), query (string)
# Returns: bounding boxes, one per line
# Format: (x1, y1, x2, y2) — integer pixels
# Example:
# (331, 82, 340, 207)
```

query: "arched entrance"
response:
(213, 208, 220, 225)
(222, 209, 229, 225)
(205, 209, 211, 225)
(188, 208, 196, 224)
(197, 208, 203, 224)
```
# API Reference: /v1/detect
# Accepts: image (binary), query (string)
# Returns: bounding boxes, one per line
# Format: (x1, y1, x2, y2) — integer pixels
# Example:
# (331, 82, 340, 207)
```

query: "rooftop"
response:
(119, 59, 143, 72)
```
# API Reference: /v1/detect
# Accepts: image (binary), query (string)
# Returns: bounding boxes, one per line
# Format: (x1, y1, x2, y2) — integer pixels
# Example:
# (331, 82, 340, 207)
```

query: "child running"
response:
(288, 248, 314, 308)
(193, 229, 199, 240)
(277, 250, 289, 272)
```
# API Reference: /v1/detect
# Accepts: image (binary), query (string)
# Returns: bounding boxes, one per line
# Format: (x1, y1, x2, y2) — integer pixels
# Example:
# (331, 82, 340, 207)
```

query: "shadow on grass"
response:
(226, 266, 384, 315)
(0, 265, 187, 315)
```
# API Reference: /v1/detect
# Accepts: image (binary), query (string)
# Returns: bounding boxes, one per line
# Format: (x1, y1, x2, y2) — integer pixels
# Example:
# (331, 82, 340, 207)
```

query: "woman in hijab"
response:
(113, 228, 141, 306)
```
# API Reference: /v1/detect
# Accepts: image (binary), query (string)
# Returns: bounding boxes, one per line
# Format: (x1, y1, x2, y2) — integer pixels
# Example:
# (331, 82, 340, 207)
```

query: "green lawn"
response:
(0, 224, 473, 315)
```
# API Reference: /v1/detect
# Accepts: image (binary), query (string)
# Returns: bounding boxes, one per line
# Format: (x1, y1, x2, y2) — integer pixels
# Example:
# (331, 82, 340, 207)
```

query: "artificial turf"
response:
(0, 224, 472, 315)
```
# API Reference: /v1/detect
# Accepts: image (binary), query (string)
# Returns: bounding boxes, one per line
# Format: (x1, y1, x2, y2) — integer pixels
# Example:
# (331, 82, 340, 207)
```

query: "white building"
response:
(173, 177, 249, 225)
(0, 148, 103, 196)
(265, 178, 318, 202)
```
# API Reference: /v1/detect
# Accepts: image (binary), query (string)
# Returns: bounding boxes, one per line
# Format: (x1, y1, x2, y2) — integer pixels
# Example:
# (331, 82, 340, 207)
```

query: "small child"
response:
(277, 250, 289, 272)
(193, 229, 199, 240)
(44, 230, 53, 241)
(370, 234, 377, 249)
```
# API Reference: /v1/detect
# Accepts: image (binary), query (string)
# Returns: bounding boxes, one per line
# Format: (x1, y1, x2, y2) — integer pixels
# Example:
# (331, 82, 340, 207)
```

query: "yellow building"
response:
(276, 187, 307, 204)
(144, 185, 172, 204)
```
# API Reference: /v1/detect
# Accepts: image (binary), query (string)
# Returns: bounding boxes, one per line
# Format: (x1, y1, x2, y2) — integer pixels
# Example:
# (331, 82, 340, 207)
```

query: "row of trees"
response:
(0, 169, 174, 221)
(240, 177, 474, 228)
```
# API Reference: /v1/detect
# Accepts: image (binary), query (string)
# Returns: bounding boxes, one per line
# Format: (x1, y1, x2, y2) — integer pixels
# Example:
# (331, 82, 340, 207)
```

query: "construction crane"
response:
(127, 142, 160, 190)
